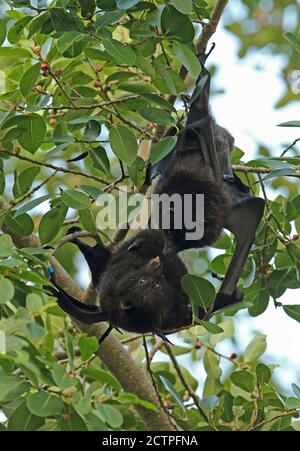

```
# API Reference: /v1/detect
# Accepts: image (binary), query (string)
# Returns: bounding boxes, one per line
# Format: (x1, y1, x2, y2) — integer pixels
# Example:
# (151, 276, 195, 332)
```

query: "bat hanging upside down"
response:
(48, 45, 265, 341)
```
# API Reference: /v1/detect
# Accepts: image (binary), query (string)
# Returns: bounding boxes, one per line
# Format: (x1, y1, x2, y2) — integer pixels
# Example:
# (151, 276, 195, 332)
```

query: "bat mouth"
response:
(151, 256, 161, 269)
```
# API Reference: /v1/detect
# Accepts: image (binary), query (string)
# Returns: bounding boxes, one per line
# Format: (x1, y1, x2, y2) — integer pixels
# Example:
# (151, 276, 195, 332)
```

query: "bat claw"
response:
(157, 333, 174, 345)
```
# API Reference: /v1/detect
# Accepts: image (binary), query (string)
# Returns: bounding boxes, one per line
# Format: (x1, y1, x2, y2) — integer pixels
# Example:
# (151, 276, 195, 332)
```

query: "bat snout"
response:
(147, 256, 163, 275)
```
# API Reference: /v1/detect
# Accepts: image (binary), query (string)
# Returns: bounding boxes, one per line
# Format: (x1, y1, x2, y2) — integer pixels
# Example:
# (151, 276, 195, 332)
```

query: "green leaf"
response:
(79, 0, 96, 16)
(118, 393, 158, 412)
(142, 93, 176, 112)
(128, 156, 146, 188)
(161, 5, 195, 44)
(96, 403, 123, 428)
(13, 166, 40, 198)
(26, 293, 43, 312)
(28, 11, 50, 37)
(26, 392, 64, 417)
(256, 363, 271, 386)
(58, 407, 88, 431)
(190, 74, 208, 104)
(173, 42, 201, 78)
(181, 274, 215, 312)
(83, 120, 101, 140)
(0, 20, 6, 46)
(248, 290, 269, 317)
(38, 203, 68, 245)
(0, 171, 5, 195)
(170, 0, 193, 14)
(150, 136, 177, 165)
(277, 121, 300, 127)
(0, 234, 14, 257)
(83, 369, 121, 391)
(283, 305, 300, 323)
(109, 125, 137, 165)
(244, 334, 267, 362)
(78, 335, 99, 361)
(199, 320, 224, 335)
(20, 63, 41, 98)
(102, 38, 136, 65)
(61, 189, 92, 210)
(231, 371, 255, 393)
(14, 114, 46, 153)
(4, 212, 34, 236)
(7, 402, 44, 431)
(199, 395, 219, 416)
(89, 146, 110, 173)
(0, 276, 15, 304)
(243, 258, 256, 289)
(159, 375, 184, 409)
(117, 0, 140, 8)
(134, 49, 155, 77)
(140, 107, 175, 126)
(285, 397, 300, 409)
(79, 209, 97, 233)
(284, 32, 300, 54)
(7, 16, 32, 44)
(49, 8, 82, 32)
(0, 369, 30, 403)
(292, 383, 300, 399)
(15, 194, 50, 216)
(154, 60, 177, 96)
(119, 81, 157, 94)
(0, 47, 32, 58)
(52, 365, 78, 389)
(262, 168, 296, 181)
(57, 31, 86, 53)
(203, 349, 222, 379)
(221, 391, 234, 423)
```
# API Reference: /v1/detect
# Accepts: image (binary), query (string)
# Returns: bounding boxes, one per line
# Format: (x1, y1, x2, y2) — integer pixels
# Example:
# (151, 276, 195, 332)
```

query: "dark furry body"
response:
(68, 230, 192, 334)
(153, 157, 227, 255)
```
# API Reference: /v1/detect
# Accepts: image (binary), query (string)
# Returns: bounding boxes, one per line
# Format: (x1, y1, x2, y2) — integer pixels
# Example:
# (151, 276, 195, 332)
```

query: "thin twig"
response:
(40, 96, 140, 111)
(232, 164, 300, 175)
(0, 148, 112, 187)
(143, 336, 178, 430)
(248, 410, 299, 431)
(280, 138, 300, 157)
(8, 170, 58, 212)
(49, 69, 77, 109)
(145, 338, 164, 367)
(163, 342, 209, 423)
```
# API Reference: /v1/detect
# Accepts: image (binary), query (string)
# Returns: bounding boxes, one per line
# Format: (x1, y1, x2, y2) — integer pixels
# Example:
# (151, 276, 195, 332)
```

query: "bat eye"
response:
(139, 277, 147, 285)
(121, 302, 132, 310)
(155, 282, 161, 289)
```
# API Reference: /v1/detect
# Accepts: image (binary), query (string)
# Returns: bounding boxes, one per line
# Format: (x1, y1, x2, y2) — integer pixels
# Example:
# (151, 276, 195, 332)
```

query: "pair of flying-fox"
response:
(49, 47, 265, 342)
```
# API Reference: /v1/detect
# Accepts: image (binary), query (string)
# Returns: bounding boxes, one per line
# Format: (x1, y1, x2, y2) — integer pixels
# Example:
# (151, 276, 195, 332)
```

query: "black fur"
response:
(50, 230, 192, 335)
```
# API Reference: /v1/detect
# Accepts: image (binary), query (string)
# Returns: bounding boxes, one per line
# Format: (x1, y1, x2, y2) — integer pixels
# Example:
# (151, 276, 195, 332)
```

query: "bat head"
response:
(103, 256, 176, 333)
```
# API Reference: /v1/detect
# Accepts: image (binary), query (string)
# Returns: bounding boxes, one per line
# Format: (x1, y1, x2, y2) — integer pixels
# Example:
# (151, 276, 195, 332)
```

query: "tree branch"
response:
(0, 148, 113, 187)
(248, 410, 299, 431)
